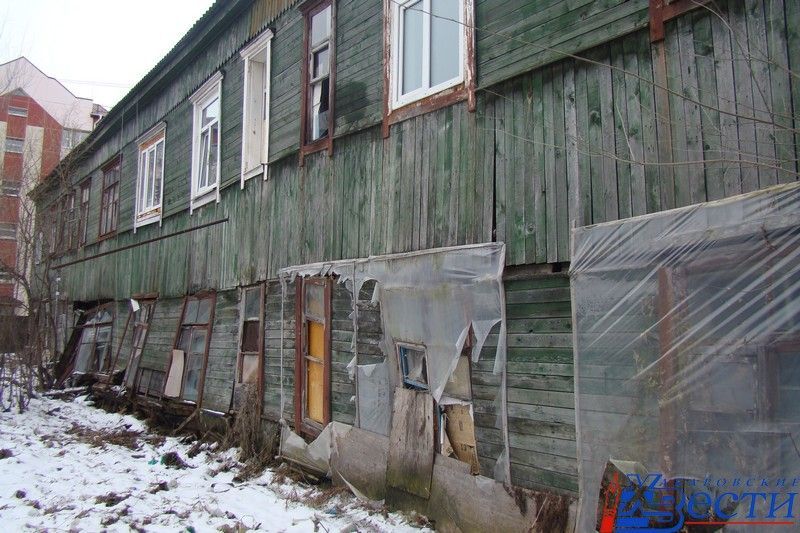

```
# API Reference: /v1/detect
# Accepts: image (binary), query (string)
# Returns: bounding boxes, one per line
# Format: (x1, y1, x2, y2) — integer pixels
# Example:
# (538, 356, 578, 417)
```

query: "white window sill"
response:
(134, 210, 161, 229)
(191, 188, 217, 211)
(241, 165, 264, 185)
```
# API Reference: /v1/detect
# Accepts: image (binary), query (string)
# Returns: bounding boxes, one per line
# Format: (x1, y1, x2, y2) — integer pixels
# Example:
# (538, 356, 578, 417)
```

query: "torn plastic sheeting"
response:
(279, 422, 352, 477)
(279, 243, 510, 482)
(356, 361, 391, 436)
(570, 182, 800, 531)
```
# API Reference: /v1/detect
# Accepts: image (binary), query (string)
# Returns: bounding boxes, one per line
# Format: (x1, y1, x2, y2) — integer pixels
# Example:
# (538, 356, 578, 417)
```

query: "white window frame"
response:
(240, 29, 273, 186)
(190, 72, 223, 212)
(389, 0, 469, 111)
(8, 106, 27, 117)
(134, 122, 166, 229)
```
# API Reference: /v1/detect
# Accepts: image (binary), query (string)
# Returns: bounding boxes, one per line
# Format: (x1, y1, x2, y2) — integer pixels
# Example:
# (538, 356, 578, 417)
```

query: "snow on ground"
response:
(0, 395, 431, 532)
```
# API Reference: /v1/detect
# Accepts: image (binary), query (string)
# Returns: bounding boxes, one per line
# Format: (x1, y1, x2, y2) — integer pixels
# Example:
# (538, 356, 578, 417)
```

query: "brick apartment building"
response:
(0, 57, 105, 326)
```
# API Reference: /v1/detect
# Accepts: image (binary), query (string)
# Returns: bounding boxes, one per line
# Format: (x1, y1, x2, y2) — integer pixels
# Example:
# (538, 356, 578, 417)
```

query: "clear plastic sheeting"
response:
(279, 421, 352, 477)
(356, 361, 391, 436)
(571, 183, 800, 531)
(279, 243, 510, 482)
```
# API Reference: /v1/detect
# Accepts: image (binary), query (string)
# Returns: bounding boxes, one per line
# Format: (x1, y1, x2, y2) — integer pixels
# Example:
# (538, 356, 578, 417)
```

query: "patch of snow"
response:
(0, 395, 431, 532)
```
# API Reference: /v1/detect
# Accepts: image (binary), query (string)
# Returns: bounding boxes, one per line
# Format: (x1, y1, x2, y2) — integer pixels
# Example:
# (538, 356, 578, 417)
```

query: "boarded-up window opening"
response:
(73, 304, 114, 374)
(124, 300, 156, 390)
(172, 293, 215, 403)
(295, 277, 331, 436)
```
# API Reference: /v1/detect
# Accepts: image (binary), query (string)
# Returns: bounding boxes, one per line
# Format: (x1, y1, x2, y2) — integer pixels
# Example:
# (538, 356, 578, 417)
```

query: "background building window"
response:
(5, 137, 24, 153)
(0, 223, 16, 240)
(100, 157, 120, 236)
(8, 106, 27, 117)
(1, 180, 21, 197)
(136, 128, 165, 227)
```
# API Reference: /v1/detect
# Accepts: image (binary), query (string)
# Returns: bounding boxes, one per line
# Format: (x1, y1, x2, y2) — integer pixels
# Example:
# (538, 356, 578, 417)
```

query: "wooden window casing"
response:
(299, 0, 336, 165)
(294, 277, 332, 437)
(382, 0, 476, 137)
(238, 284, 265, 391)
(172, 292, 216, 405)
(135, 125, 166, 227)
(78, 179, 91, 246)
(190, 75, 222, 211)
(73, 304, 114, 375)
(99, 156, 120, 238)
(122, 299, 157, 391)
(240, 30, 273, 184)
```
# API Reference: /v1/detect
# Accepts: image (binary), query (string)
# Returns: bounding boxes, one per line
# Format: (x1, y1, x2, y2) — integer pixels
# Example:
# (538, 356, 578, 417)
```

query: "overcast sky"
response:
(0, 0, 216, 109)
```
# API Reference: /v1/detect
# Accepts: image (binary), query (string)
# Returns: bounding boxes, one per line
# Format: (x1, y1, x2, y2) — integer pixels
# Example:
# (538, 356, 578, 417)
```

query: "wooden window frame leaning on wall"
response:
(190, 73, 223, 212)
(382, 0, 477, 137)
(299, 0, 336, 165)
(166, 292, 216, 405)
(294, 277, 332, 438)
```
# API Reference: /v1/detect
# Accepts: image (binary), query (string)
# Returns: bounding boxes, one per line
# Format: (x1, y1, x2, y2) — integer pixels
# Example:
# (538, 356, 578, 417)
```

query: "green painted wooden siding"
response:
(476, 274, 576, 494)
(475, 0, 650, 88)
(46, 0, 800, 301)
(202, 289, 240, 412)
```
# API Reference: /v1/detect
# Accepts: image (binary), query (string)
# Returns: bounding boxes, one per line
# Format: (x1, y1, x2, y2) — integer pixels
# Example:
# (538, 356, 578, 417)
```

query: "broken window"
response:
(238, 284, 264, 385)
(295, 277, 331, 435)
(124, 300, 156, 390)
(137, 367, 165, 398)
(300, 0, 334, 157)
(168, 293, 215, 403)
(240, 29, 272, 182)
(397, 343, 429, 391)
(397, 337, 479, 474)
(73, 305, 114, 375)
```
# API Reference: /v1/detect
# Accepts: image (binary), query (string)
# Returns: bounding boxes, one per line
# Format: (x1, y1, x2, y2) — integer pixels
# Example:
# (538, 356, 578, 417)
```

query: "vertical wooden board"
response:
(413, 115, 425, 250)
(692, 12, 725, 202)
(665, 21, 691, 208)
(553, 63, 570, 262)
(368, 130, 385, 255)
(622, 34, 647, 216)
(401, 118, 417, 252)
(598, 45, 620, 222)
(543, 66, 558, 264)
(651, 39, 676, 211)
(494, 89, 508, 252)
(383, 123, 400, 254)
(437, 107, 454, 249)
(709, 8, 743, 198)
(586, 51, 606, 223)
(531, 72, 547, 263)
(786, 0, 800, 178)
(765, 0, 796, 184)
(386, 387, 435, 499)
(564, 61, 582, 244)
(610, 40, 632, 220)
(456, 103, 471, 246)
(678, 15, 707, 205)
(503, 79, 518, 261)
(448, 103, 461, 247)
(521, 73, 537, 262)
(745, 0, 778, 189)
(478, 94, 495, 244)
(729, 0, 759, 193)
(574, 59, 593, 226)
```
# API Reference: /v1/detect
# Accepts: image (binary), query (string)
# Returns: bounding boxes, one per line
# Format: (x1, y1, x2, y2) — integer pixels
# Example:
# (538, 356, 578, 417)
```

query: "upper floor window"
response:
(8, 106, 27, 117)
(190, 73, 223, 211)
(300, 0, 334, 158)
(135, 124, 165, 227)
(240, 30, 273, 184)
(5, 137, 23, 153)
(100, 156, 121, 236)
(78, 179, 91, 246)
(389, 0, 468, 111)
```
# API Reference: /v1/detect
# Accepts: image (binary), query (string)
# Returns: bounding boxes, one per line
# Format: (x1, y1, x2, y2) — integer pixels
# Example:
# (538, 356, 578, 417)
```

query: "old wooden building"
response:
(32, 0, 800, 530)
